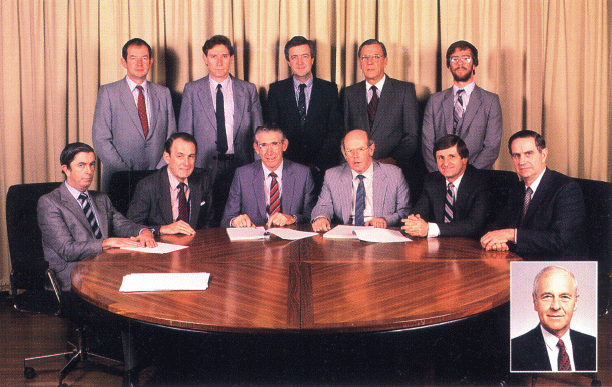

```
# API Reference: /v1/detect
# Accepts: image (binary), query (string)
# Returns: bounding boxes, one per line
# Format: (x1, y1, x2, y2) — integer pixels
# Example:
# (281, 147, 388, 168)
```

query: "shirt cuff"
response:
(427, 223, 440, 238)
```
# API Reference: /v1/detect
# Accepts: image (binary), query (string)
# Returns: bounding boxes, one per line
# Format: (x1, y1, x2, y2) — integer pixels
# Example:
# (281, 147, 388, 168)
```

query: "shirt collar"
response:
(366, 74, 386, 93)
(351, 162, 374, 181)
(526, 167, 547, 193)
(262, 160, 284, 180)
(125, 75, 148, 92)
(167, 167, 188, 189)
(293, 74, 313, 88)
(453, 81, 475, 96)
(64, 181, 89, 200)
(541, 324, 573, 353)
(447, 170, 465, 189)
(209, 75, 232, 91)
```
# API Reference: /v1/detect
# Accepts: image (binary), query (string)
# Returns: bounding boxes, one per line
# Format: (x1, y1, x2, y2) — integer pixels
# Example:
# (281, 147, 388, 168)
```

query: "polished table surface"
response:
(71, 227, 521, 334)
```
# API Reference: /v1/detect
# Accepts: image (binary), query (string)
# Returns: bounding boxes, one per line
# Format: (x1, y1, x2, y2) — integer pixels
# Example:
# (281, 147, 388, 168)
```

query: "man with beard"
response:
(421, 40, 502, 172)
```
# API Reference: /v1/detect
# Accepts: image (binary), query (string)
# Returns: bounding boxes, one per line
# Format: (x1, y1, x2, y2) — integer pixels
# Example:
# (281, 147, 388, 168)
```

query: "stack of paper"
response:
(121, 242, 188, 254)
(323, 225, 373, 239)
(119, 272, 210, 292)
(353, 228, 411, 243)
(226, 227, 268, 241)
(267, 228, 318, 240)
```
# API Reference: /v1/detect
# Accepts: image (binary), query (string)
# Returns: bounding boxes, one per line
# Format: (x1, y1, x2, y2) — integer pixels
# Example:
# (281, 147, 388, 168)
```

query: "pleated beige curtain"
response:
(0, 0, 609, 289)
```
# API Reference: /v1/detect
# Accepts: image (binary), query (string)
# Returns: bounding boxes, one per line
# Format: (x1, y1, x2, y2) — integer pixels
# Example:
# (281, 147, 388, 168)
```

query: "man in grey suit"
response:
(311, 129, 411, 232)
(222, 125, 316, 228)
(179, 35, 264, 227)
(422, 40, 502, 172)
(343, 39, 419, 173)
(93, 38, 177, 192)
(37, 142, 156, 292)
(127, 133, 213, 235)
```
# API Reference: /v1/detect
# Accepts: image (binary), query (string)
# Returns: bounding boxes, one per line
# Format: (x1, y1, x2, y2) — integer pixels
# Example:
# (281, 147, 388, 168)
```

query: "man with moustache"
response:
(179, 35, 263, 226)
(511, 266, 596, 371)
(222, 125, 316, 228)
(402, 135, 488, 238)
(422, 40, 502, 172)
(266, 36, 342, 189)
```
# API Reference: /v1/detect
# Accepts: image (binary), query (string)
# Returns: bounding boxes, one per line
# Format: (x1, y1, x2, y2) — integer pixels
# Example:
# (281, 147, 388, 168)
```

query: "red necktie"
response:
(557, 339, 572, 371)
(269, 172, 281, 215)
(136, 85, 149, 137)
(177, 183, 189, 223)
(367, 86, 378, 128)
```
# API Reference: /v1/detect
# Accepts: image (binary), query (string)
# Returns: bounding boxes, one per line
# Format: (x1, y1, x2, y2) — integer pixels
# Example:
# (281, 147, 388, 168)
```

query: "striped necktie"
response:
(444, 183, 455, 223)
(354, 175, 366, 226)
(269, 172, 281, 215)
(78, 193, 102, 239)
(453, 89, 464, 135)
(557, 339, 572, 371)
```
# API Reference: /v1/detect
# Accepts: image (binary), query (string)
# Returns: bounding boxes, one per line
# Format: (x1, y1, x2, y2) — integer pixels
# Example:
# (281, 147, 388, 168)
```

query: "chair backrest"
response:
(6, 182, 62, 291)
(106, 170, 156, 215)
(481, 169, 520, 225)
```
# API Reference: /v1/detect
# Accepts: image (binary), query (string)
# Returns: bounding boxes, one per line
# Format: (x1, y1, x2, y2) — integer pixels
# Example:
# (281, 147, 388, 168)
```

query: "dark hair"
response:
(254, 124, 286, 143)
(433, 135, 469, 159)
(164, 132, 198, 154)
(446, 40, 478, 67)
(508, 130, 546, 154)
(60, 142, 95, 168)
(358, 39, 387, 58)
(122, 38, 152, 61)
(202, 35, 235, 56)
(284, 36, 316, 61)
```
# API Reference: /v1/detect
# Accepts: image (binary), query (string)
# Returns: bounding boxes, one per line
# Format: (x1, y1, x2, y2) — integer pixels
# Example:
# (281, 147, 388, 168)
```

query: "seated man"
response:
(480, 130, 586, 258)
(221, 125, 316, 227)
(402, 135, 488, 239)
(311, 129, 410, 232)
(38, 142, 156, 292)
(511, 265, 596, 371)
(127, 133, 212, 235)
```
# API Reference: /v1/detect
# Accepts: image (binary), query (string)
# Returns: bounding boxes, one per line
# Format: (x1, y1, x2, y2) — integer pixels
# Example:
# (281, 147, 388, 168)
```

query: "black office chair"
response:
(106, 169, 156, 215)
(6, 182, 124, 387)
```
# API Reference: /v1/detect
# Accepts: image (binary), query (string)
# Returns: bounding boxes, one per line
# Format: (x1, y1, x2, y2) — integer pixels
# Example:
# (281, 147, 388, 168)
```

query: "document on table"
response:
(119, 272, 210, 292)
(267, 228, 318, 240)
(121, 242, 188, 254)
(226, 227, 268, 241)
(353, 228, 412, 243)
(323, 225, 373, 239)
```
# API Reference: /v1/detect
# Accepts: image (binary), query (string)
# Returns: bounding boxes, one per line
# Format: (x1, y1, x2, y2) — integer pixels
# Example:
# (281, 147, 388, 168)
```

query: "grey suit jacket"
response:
(37, 183, 144, 291)
(178, 75, 264, 171)
(311, 161, 411, 226)
(343, 76, 419, 170)
(126, 166, 213, 234)
(422, 85, 502, 172)
(221, 160, 316, 227)
(92, 77, 177, 191)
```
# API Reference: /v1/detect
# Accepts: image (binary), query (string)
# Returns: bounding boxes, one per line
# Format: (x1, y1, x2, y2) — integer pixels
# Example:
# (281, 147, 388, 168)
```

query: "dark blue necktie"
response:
(355, 175, 365, 226)
(216, 84, 228, 154)
(298, 83, 307, 126)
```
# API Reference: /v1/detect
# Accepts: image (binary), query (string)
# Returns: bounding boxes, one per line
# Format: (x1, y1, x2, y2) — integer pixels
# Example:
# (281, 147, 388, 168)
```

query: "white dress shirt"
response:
(209, 76, 236, 154)
(541, 325, 576, 371)
(350, 163, 374, 224)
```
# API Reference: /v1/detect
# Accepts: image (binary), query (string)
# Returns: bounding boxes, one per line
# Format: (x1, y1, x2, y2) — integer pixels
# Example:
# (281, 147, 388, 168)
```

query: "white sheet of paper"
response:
(119, 272, 210, 292)
(267, 228, 318, 240)
(353, 228, 412, 243)
(226, 227, 268, 241)
(121, 242, 188, 254)
(323, 225, 373, 239)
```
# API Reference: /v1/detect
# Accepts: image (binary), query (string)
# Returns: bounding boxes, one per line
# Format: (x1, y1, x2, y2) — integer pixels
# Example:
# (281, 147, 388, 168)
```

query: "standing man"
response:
(127, 133, 212, 235)
(311, 129, 411, 232)
(266, 36, 342, 190)
(481, 130, 586, 258)
(93, 38, 176, 192)
(402, 135, 489, 239)
(179, 35, 263, 227)
(511, 266, 596, 371)
(343, 39, 419, 173)
(422, 40, 502, 172)
(222, 125, 315, 228)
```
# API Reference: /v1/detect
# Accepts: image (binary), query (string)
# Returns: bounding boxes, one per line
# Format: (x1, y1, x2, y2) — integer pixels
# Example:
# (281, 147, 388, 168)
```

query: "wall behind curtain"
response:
(0, 0, 610, 289)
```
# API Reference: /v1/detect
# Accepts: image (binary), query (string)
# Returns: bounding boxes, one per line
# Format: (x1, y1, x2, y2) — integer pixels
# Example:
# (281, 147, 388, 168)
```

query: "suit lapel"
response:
(454, 166, 473, 218)
(188, 174, 203, 229)
(60, 185, 95, 237)
(443, 88, 455, 135)
(305, 78, 323, 125)
(433, 173, 447, 222)
(232, 76, 246, 139)
(522, 169, 551, 226)
(372, 79, 393, 134)
(147, 84, 160, 139)
(281, 162, 295, 215)
(372, 161, 388, 217)
(339, 165, 353, 224)
(119, 81, 146, 140)
(252, 164, 267, 222)
(461, 86, 482, 133)
(90, 192, 110, 239)
(159, 169, 175, 224)
(196, 76, 217, 129)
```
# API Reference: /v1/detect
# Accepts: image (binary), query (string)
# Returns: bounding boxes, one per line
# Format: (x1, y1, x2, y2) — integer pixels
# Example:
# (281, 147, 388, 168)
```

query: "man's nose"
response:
(550, 297, 561, 310)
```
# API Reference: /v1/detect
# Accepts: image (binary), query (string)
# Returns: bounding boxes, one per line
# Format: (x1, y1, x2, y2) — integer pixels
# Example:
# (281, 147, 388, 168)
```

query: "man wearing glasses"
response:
(343, 39, 419, 176)
(221, 125, 316, 227)
(422, 40, 502, 172)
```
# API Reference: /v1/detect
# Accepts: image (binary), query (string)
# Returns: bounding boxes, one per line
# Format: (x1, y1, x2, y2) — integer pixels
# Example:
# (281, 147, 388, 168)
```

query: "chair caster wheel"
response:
(24, 366, 37, 379)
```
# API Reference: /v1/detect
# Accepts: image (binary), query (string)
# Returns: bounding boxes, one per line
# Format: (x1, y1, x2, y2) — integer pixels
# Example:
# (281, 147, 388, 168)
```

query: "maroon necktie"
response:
(177, 183, 190, 223)
(136, 85, 149, 137)
(557, 339, 571, 371)
(269, 172, 281, 215)
(367, 86, 378, 128)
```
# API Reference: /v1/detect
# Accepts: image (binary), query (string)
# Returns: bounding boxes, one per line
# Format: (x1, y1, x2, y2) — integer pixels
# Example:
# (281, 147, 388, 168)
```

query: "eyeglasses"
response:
(257, 141, 283, 150)
(449, 56, 472, 63)
(344, 147, 368, 155)
(359, 55, 383, 62)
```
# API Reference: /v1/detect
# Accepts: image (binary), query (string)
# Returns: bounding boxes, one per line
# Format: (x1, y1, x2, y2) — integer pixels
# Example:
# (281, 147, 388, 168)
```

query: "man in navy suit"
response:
(93, 38, 177, 192)
(402, 135, 488, 239)
(179, 35, 263, 226)
(481, 130, 586, 258)
(422, 40, 502, 172)
(343, 39, 419, 173)
(266, 36, 342, 191)
(127, 133, 212, 235)
(222, 125, 316, 228)
(511, 266, 596, 371)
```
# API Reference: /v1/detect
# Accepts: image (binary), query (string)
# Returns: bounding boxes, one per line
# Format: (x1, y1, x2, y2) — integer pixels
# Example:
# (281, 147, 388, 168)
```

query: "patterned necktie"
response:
(367, 86, 378, 128)
(520, 187, 533, 226)
(78, 193, 102, 239)
(354, 175, 366, 226)
(444, 183, 455, 223)
(136, 85, 149, 137)
(453, 89, 464, 135)
(557, 339, 572, 371)
(177, 182, 190, 223)
(269, 172, 281, 216)
(216, 84, 228, 154)
(298, 83, 307, 126)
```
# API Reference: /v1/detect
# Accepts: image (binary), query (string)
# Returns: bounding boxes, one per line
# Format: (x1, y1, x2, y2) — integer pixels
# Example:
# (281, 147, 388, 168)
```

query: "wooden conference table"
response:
(71, 227, 521, 334)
